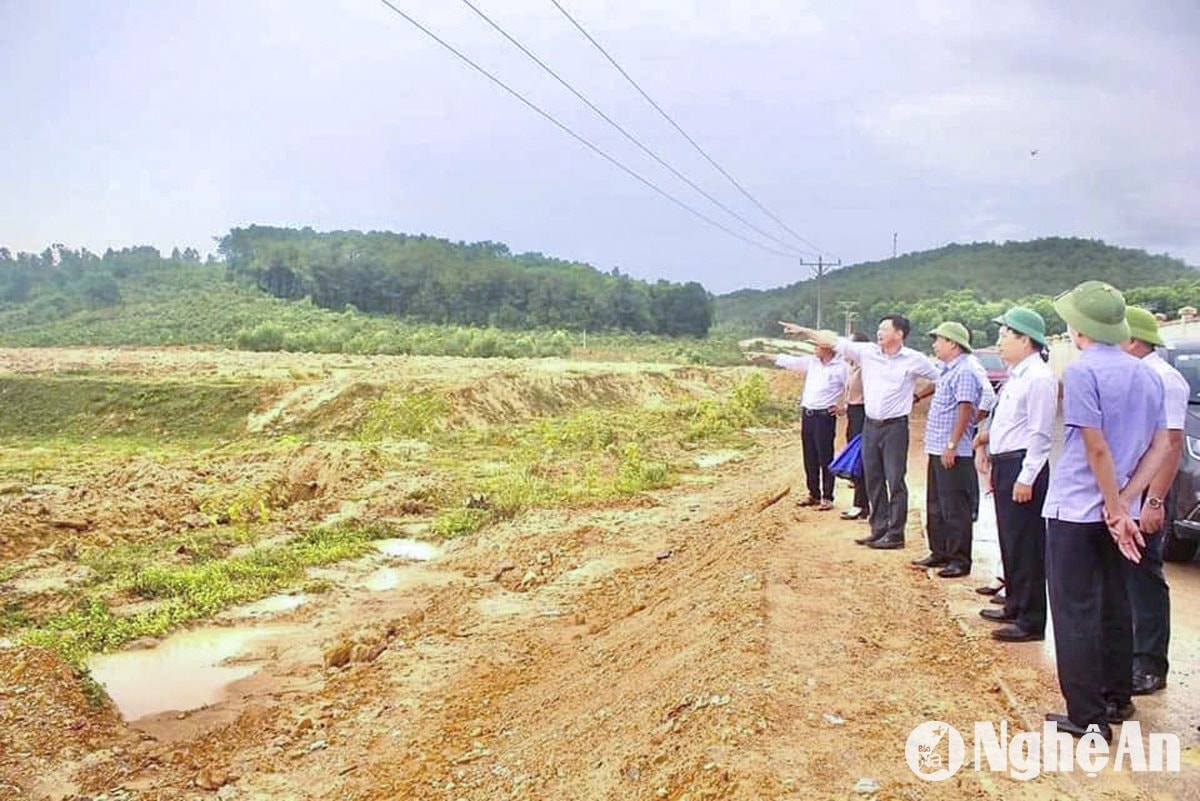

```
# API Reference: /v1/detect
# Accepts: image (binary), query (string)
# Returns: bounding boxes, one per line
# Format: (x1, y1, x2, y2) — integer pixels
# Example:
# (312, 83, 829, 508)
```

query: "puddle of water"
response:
(363, 567, 403, 592)
(87, 627, 282, 721)
(227, 593, 310, 619)
(694, 450, 743, 469)
(374, 538, 440, 561)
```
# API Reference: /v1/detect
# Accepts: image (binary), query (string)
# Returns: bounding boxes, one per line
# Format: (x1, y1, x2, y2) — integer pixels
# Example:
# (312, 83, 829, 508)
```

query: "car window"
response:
(1170, 352, 1200, 403)
(977, 353, 1005, 371)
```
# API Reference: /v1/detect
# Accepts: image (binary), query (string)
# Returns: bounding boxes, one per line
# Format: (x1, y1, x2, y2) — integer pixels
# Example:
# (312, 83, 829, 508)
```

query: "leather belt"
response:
(802, 408, 835, 417)
(991, 449, 1027, 464)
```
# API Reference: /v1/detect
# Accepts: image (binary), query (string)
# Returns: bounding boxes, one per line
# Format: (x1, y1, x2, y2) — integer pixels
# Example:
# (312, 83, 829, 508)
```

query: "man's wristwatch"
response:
(1146, 497, 1164, 509)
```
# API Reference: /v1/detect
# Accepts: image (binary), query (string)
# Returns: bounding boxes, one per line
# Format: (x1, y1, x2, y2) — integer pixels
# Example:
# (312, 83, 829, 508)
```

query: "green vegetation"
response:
(718, 238, 1198, 339)
(220, 225, 713, 335)
(17, 523, 392, 665)
(0, 375, 265, 445)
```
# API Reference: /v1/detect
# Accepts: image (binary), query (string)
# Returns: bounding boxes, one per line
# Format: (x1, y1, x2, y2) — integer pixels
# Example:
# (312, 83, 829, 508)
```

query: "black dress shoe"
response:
(979, 608, 1015, 622)
(796, 496, 820, 507)
(855, 532, 883, 545)
(868, 537, 905, 550)
(1131, 673, 1166, 695)
(1045, 713, 1112, 743)
(991, 625, 1044, 642)
(989, 593, 1007, 605)
(1106, 700, 1136, 723)
(975, 582, 1004, 596)
(911, 554, 948, 568)
(937, 565, 969, 578)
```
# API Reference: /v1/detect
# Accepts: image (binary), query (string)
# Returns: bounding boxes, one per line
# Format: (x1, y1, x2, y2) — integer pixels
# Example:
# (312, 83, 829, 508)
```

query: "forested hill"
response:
(716, 238, 1196, 333)
(218, 226, 712, 336)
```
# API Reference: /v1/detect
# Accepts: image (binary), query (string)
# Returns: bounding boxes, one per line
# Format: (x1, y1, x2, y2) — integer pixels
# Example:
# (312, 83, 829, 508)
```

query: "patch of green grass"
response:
(0, 376, 267, 444)
(19, 522, 394, 665)
(431, 507, 489, 538)
(358, 391, 450, 440)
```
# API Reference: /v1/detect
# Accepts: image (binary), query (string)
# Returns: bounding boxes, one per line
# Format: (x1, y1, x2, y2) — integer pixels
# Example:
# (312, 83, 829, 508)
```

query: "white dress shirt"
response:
(988, 352, 1057, 486)
(835, 338, 939, 420)
(775, 354, 849, 409)
(1144, 350, 1189, 430)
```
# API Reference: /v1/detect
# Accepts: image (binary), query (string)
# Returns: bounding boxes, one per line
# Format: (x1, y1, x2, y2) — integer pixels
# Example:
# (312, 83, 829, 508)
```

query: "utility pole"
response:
(836, 300, 858, 336)
(892, 232, 898, 260)
(799, 255, 843, 329)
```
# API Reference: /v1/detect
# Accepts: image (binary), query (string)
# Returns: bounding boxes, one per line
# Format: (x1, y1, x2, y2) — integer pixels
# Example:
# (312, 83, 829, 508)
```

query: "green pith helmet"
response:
(1053, 281, 1131, 345)
(927, 321, 972, 353)
(1126, 306, 1164, 347)
(992, 306, 1047, 347)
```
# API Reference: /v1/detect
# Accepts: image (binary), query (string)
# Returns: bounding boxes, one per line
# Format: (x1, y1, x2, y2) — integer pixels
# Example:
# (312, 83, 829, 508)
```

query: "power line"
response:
(549, 0, 833, 259)
(457, 0, 812, 257)
(375, 0, 802, 259)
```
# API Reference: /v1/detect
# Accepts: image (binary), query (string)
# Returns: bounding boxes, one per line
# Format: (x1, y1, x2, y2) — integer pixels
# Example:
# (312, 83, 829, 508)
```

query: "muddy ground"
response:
(1, 348, 1198, 800)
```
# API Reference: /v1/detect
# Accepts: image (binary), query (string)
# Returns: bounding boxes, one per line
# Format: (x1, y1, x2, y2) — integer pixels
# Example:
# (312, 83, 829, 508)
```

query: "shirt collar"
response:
(939, 353, 966, 374)
(1011, 352, 1041, 376)
(1078, 343, 1122, 362)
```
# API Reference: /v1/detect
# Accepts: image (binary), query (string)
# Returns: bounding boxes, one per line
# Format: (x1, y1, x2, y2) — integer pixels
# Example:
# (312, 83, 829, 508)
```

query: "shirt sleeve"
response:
(835, 337, 866, 364)
(774, 354, 811, 372)
(1150, 369, 1167, 431)
(1062, 362, 1102, 429)
(1018, 372, 1058, 485)
(909, 352, 940, 381)
(1163, 371, 1189, 430)
(976, 366, 997, 413)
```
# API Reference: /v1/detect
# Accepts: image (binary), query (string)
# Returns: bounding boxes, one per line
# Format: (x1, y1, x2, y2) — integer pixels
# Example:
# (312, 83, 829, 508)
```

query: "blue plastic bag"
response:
(829, 433, 863, 481)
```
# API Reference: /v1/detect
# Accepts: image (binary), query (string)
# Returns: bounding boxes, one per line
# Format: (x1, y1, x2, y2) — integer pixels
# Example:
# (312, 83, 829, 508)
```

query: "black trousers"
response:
(1046, 519, 1134, 727)
(1121, 530, 1170, 676)
(992, 457, 1048, 634)
(926, 455, 974, 570)
(862, 417, 909, 541)
(846, 404, 867, 510)
(801, 409, 837, 501)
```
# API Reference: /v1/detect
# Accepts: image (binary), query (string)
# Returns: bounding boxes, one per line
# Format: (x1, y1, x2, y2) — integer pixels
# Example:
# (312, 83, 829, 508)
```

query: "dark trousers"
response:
(926, 455, 975, 570)
(1046, 519, 1134, 727)
(992, 457, 1048, 634)
(862, 417, 909, 541)
(801, 409, 837, 500)
(1122, 530, 1170, 676)
(846, 404, 867, 510)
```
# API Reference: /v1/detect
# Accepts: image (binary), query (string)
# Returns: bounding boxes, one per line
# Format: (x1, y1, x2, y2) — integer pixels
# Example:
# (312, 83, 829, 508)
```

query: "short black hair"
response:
(878, 314, 911, 339)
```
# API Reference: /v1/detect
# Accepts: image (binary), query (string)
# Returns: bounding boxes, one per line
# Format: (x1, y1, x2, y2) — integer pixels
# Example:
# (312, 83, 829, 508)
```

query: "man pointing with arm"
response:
(781, 315, 938, 550)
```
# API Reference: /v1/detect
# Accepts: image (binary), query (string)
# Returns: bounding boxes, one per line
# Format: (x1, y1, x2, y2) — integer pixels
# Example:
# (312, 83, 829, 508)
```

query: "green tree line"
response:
(218, 226, 713, 336)
(717, 238, 1196, 335)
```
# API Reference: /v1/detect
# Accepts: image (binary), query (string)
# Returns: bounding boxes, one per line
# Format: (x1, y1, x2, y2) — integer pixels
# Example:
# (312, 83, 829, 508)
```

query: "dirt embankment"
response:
(2, 431, 1141, 801)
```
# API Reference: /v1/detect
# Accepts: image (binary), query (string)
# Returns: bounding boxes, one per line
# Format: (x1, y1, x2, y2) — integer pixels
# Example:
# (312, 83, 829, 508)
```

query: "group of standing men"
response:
(765, 280, 1184, 741)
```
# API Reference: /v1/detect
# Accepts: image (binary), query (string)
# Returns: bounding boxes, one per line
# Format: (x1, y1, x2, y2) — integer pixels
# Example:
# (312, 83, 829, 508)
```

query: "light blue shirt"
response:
(1042, 344, 1166, 523)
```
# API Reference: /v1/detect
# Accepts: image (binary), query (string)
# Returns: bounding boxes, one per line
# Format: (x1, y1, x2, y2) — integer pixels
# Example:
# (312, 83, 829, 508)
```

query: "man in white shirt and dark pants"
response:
(1121, 307, 1188, 695)
(974, 307, 1057, 642)
(762, 330, 849, 510)
(784, 315, 940, 549)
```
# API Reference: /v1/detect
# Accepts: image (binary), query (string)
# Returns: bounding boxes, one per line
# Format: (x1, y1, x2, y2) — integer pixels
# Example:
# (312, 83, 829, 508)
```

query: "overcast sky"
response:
(2, 0, 1197, 293)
